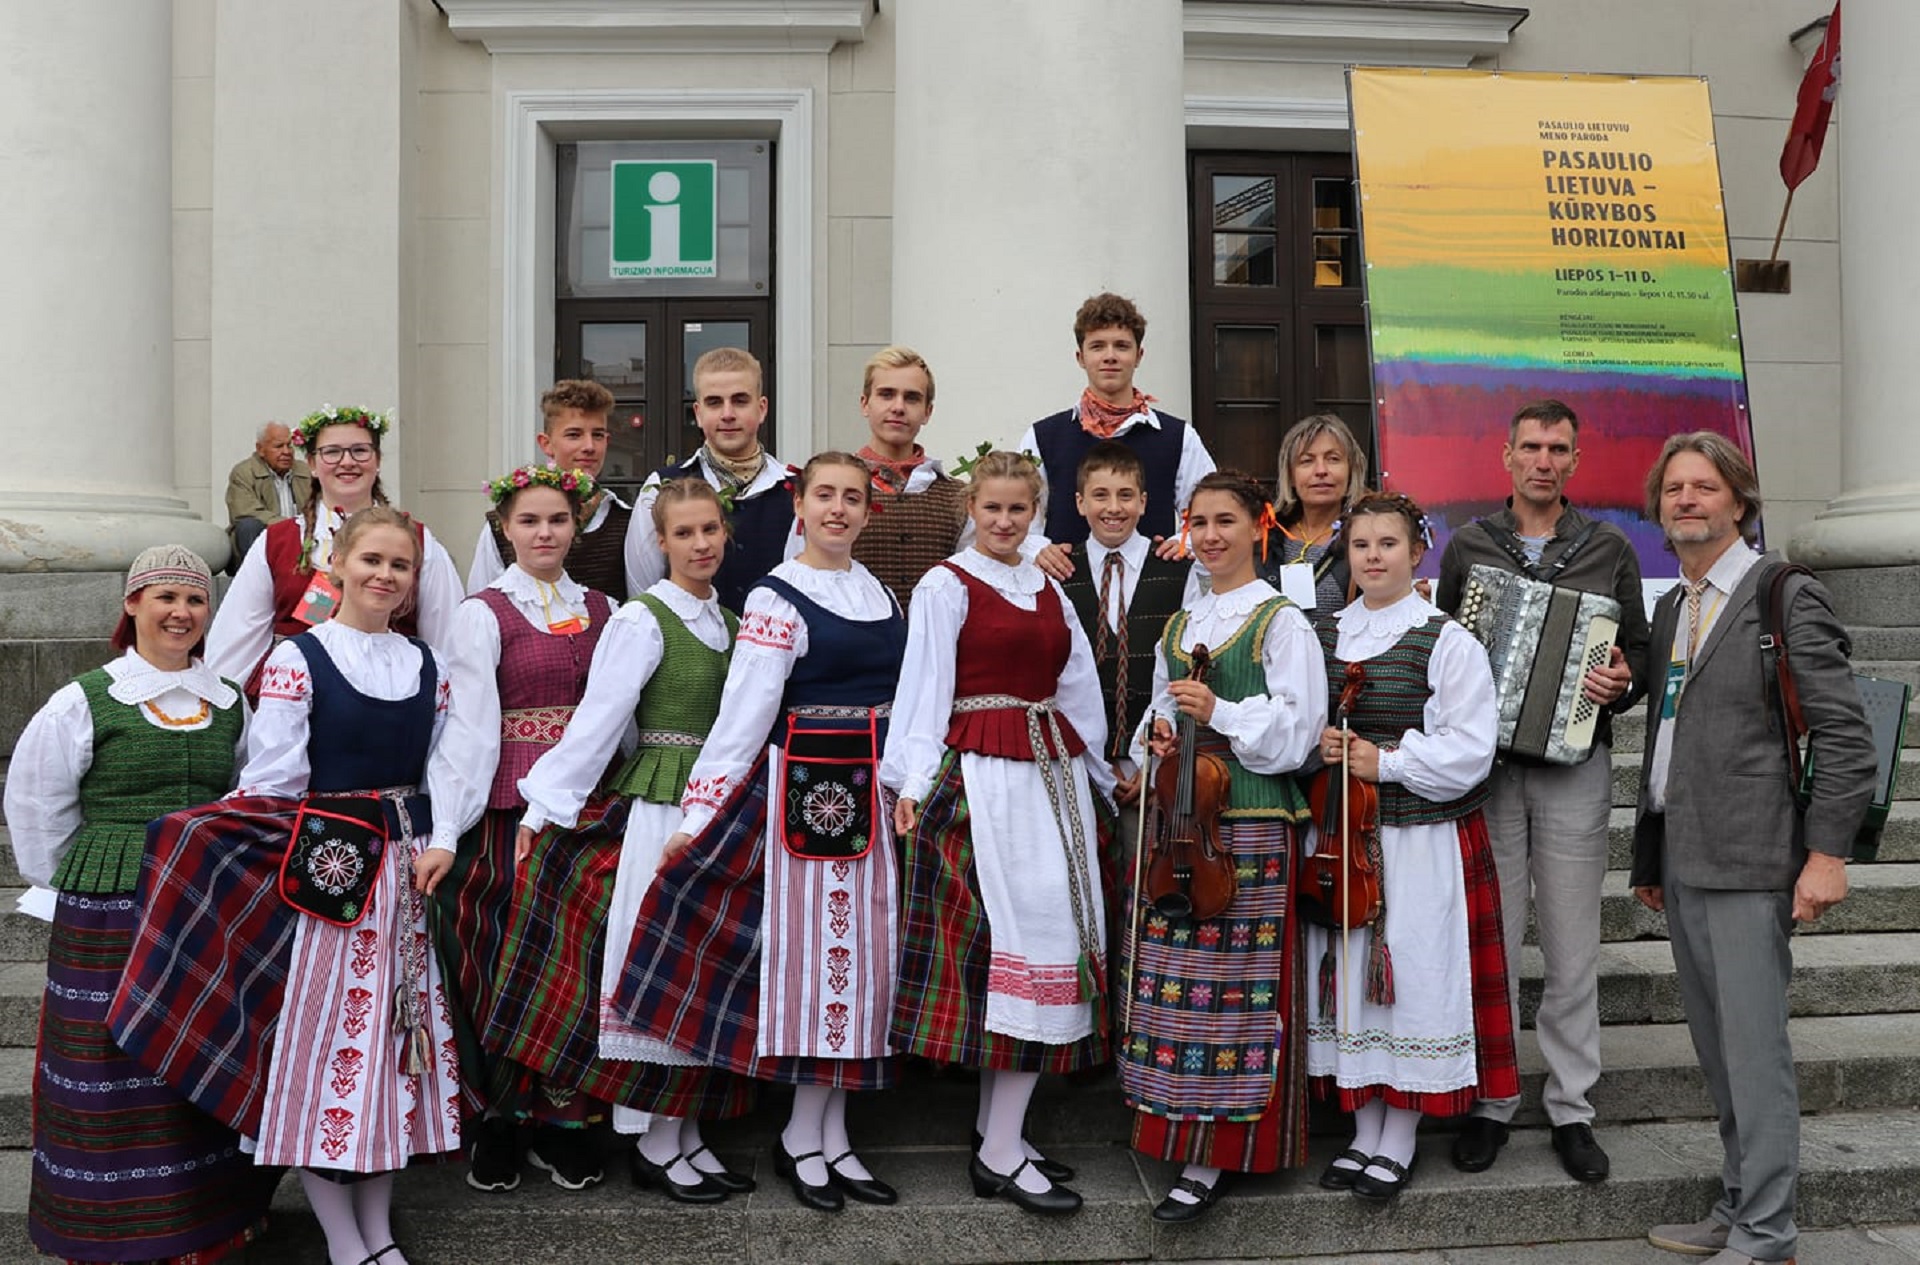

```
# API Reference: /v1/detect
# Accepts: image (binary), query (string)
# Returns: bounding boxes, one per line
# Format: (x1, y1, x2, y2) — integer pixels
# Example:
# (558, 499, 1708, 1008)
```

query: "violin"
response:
(1144, 645, 1237, 921)
(1301, 662, 1383, 929)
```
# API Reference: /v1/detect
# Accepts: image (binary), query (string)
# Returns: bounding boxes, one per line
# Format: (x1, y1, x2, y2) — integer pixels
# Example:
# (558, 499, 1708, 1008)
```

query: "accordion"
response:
(1456, 563, 1622, 765)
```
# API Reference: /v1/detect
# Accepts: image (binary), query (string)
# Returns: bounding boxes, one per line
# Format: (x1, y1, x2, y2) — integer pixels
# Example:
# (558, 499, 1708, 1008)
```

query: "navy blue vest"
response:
(655, 457, 796, 615)
(293, 631, 438, 795)
(1031, 408, 1188, 545)
(755, 574, 906, 747)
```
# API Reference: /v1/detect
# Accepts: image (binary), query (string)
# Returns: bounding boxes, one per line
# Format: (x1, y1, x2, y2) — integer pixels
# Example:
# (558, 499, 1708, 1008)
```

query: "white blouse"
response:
(881, 549, 1110, 806)
(4, 652, 244, 887)
(237, 621, 452, 840)
(518, 580, 731, 834)
(1129, 578, 1327, 776)
(1327, 591, 1498, 800)
(424, 566, 597, 851)
(206, 502, 464, 684)
(679, 559, 896, 838)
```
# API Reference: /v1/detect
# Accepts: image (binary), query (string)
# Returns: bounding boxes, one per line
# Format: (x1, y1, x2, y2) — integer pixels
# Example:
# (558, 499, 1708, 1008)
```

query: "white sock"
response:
(978, 1070, 1049, 1193)
(350, 1173, 403, 1263)
(1365, 1106, 1421, 1181)
(299, 1169, 370, 1265)
(974, 1069, 996, 1135)
(680, 1117, 726, 1175)
(820, 1087, 873, 1181)
(782, 1085, 833, 1186)
(1341, 1098, 1388, 1170)
(1166, 1163, 1222, 1204)
(636, 1113, 701, 1184)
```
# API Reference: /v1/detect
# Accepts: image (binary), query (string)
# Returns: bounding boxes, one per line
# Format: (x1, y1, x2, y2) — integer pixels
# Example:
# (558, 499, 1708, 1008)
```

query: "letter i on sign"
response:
(647, 170, 683, 266)
(609, 159, 719, 279)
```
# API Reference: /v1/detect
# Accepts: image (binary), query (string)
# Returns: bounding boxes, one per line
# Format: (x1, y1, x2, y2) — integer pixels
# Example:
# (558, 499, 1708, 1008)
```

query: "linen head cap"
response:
(124, 545, 214, 599)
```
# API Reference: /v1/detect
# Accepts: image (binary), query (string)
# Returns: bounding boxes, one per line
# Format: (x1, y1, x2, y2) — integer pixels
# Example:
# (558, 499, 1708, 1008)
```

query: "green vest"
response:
(1160, 596, 1311, 821)
(54, 668, 244, 893)
(608, 595, 737, 806)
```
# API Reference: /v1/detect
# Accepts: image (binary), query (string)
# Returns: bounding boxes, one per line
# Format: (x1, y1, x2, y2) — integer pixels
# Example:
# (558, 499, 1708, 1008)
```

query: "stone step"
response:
(5, 1011, 1919, 1153)
(1610, 697, 1920, 755)
(0, 891, 48, 962)
(1540, 864, 1920, 945)
(1520, 932, 1920, 1028)
(3, 1109, 1917, 1262)
(1605, 801, 1920, 870)
(1849, 629, 1920, 661)
(1608, 748, 1920, 809)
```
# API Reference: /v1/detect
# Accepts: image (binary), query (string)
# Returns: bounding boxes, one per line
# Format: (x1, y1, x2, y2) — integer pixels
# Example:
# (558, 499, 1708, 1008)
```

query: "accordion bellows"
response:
(1457, 563, 1622, 765)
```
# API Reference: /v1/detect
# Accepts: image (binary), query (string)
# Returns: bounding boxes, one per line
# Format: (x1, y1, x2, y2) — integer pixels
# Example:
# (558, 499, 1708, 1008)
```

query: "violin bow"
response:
(1122, 739, 1154, 1042)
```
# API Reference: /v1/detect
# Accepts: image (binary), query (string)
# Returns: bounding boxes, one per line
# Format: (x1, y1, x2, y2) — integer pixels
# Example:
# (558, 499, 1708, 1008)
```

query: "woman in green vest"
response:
(1117, 471, 1330, 1223)
(512, 477, 757, 1203)
(5, 546, 274, 1263)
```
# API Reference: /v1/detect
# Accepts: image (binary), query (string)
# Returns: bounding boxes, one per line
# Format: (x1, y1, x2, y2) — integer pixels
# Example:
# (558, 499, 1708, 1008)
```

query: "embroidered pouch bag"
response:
(281, 795, 387, 926)
(779, 715, 878, 861)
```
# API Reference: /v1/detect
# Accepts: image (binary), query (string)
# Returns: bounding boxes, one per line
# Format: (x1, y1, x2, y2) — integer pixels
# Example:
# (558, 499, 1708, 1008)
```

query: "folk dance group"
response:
(13, 305, 1554, 1265)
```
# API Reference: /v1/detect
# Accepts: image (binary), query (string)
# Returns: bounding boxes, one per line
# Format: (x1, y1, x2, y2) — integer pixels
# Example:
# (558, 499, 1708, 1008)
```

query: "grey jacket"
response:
(1629, 551, 1876, 891)
(1435, 500, 1652, 753)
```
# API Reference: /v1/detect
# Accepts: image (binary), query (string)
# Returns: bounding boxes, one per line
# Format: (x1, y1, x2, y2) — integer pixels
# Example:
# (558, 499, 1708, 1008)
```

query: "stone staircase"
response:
(1, 630, 1918, 1261)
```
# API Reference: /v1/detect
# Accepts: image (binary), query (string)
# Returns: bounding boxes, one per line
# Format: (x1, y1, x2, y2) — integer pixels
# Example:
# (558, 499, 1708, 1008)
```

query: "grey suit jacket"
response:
(1630, 549, 1876, 891)
(224, 454, 312, 537)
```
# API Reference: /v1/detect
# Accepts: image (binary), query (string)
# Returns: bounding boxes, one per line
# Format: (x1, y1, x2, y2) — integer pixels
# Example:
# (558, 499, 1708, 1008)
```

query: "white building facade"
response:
(1, 0, 1912, 583)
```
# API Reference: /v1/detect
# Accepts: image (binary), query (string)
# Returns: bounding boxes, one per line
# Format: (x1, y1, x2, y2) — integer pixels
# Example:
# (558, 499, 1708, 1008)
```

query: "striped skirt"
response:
(33, 889, 275, 1263)
(430, 806, 519, 1117)
(484, 810, 658, 1113)
(1120, 817, 1310, 1174)
(889, 754, 1110, 1072)
(612, 754, 897, 1091)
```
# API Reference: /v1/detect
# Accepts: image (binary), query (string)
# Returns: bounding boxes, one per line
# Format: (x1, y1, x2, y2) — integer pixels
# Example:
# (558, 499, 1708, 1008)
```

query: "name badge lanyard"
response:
(538, 580, 590, 635)
(1670, 588, 1724, 714)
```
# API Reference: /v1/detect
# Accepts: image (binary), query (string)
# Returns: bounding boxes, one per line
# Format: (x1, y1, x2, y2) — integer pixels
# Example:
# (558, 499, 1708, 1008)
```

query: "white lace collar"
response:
(1194, 576, 1281, 621)
(495, 563, 587, 608)
(946, 546, 1045, 596)
(645, 577, 722, 623)
(106, 649, 238, 709)
(1335, 589, 1439, 637)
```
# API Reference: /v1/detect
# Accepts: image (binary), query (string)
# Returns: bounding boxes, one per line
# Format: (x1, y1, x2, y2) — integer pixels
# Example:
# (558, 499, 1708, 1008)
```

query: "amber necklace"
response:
(144, 698, 211, 727)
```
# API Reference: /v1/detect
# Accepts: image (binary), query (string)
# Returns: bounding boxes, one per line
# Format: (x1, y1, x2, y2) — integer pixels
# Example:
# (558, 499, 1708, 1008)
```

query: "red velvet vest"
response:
(941, 562, 1086, 761)
(478, 586, 613, 809)
(263, 515, 425, 641)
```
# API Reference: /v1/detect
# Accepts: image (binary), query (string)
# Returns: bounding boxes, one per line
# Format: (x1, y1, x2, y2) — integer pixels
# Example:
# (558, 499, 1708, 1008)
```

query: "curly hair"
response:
(541, 379, 615, 427)
(1072, 292, 1147, 348)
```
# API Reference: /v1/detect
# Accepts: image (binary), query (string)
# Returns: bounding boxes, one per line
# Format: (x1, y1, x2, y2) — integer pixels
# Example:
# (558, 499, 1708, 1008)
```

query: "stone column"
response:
(0, 1, 227, 572)
(888, 0, 1191, 454)
(1790, 0, 1920, 619)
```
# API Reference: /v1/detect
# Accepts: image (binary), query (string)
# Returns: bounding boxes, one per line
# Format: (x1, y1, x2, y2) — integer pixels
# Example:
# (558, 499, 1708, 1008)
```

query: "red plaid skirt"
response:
(1315, 811, 1519, 1115)
(108, 799, 302, 1136)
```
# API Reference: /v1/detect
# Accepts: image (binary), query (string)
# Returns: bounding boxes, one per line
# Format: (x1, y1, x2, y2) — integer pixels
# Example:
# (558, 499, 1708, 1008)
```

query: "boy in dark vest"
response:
(621, 346, 798, 614)
(849, 345, 970, 610)
(467, 379, 635, 599)
(1060, 442, 1198, 807)
(1019, 292, 1216, 549)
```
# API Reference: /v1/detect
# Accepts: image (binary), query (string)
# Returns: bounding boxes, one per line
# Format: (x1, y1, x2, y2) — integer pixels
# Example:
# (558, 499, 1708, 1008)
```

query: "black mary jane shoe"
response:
(1351, 1152, 1418, 1202)
(1317, 1147, 1371, 1192)
(1151, 1174, 1228, 1223)
(970, 1130, 1076, 1184)
(826, 1150, 898, 1205)
(969, 1155, 1083, 1215)
(685, 1143, 756, 1194)
(629, 1148, 729, 1204)
(774, 1142, 846, 1212)
(359, 1247, 404, 1265)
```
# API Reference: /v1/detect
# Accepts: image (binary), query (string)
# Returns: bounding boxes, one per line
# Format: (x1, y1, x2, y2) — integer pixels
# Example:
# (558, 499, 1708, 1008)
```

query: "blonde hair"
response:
(965, 451, 1043, 503)
(861, 345, 935, 406)
(333, 505, 421, 570)
(692, 346, 764, 396)
(1275, 413, 1368, 519)
(650, 476, 728, 535)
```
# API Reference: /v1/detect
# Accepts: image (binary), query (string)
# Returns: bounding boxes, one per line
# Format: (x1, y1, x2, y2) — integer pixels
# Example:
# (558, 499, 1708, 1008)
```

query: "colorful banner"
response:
(1348, 68, 1756, 578)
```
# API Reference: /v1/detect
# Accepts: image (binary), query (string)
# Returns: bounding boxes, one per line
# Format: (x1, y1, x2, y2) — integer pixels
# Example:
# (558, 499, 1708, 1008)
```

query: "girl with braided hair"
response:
(1304, 491, 1516, 1202)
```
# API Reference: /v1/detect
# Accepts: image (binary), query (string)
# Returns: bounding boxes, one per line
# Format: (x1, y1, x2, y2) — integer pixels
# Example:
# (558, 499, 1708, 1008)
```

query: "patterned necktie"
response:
(1684, 576, 1712, 661)
(1096, 551, 1130, 759)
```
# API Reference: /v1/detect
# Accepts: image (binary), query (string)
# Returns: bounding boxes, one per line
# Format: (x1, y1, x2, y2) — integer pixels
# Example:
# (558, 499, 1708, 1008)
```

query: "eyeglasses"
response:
(313, 444, 376, 464)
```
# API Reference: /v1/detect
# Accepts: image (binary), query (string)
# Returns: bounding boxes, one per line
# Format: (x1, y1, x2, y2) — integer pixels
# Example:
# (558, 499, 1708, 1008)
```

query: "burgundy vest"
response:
(941, 562, 1086, 761)
(477, 586, 613, 809)
(252, 516, 426, 699)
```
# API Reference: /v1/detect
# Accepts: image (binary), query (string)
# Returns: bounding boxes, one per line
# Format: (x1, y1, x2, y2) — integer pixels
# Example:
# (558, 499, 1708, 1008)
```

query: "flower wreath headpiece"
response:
(483, 464, 597, 507)
(291, 405, 394, 451)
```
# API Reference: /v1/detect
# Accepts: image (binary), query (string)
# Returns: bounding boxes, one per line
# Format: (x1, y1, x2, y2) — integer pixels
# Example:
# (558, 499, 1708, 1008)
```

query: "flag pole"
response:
(1768, 186, 1796, 264)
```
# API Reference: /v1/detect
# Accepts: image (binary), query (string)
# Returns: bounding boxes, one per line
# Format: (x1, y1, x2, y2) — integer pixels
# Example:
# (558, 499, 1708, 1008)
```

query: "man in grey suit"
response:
(1631, 432, 1875, 1265)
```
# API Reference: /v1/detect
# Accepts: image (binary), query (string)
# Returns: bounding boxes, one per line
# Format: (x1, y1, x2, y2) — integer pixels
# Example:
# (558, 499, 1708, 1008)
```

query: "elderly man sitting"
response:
(223, 421, 312, 570)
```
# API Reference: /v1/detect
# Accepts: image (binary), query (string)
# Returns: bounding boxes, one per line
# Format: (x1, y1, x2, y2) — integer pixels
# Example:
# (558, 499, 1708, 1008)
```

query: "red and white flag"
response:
(1780, 2, 1841, 191)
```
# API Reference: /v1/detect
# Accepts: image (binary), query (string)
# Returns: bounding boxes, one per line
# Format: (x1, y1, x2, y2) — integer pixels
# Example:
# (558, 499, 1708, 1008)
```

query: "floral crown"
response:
(483, 464, 597, 507)
(290, 405, 394, 450)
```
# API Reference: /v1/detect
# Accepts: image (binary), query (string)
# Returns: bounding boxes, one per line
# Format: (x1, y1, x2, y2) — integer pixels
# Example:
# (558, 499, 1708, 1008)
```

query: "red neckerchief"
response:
(859, 444, 926, 495)
(1077, 387, 1156, 439)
